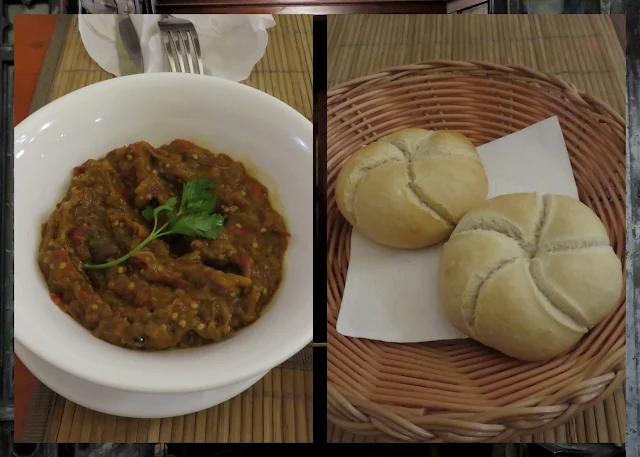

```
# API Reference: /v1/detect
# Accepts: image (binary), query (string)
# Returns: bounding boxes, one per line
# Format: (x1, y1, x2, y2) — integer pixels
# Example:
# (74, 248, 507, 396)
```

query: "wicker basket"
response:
(326, 60, 626, 443)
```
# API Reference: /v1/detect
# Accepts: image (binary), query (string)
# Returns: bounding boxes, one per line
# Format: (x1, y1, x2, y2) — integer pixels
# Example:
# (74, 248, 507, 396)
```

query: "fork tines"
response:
(159, 22, 204, 75)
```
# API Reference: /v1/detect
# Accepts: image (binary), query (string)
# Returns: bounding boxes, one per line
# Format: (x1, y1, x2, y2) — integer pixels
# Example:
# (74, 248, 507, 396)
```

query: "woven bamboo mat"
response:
(328, 14, 625, 116)
(50, 14, 312, 119)
(326, 14, 625, 444)
(42, 368, 312, 443)
(21, 14, 313, 444)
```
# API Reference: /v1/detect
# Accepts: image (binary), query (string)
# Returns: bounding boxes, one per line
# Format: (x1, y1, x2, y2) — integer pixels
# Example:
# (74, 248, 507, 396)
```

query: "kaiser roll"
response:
(438, 193, 623, 361)
(335, 128, 489, 248)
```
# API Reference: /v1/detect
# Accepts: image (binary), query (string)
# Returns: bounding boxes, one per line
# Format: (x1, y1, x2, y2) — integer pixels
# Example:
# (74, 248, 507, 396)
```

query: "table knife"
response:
(116, 15, 143, 75)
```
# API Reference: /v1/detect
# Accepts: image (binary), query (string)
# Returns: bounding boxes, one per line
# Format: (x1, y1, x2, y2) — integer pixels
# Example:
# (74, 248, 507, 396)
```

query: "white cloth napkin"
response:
(78, 14, 276, 81)
(336, 117, 580, 343)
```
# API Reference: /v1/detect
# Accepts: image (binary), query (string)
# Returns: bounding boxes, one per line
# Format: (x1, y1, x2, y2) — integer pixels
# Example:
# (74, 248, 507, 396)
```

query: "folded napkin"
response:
(336, 117, 580, 343)
(79, 14, 275, 81)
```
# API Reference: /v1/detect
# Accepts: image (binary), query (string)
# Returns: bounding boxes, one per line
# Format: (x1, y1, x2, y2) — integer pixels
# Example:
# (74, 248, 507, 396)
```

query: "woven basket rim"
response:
(326, 59, 626, 443)
(328, 60, 625, 131)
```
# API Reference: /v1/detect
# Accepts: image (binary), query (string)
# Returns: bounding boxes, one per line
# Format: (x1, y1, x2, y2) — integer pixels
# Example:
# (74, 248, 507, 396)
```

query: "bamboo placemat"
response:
(42, 368, 312, 443)
(21, 14, 313, 444)
(326, 14, 625, 444)
(328, 14, 625, 116)
(50, 14, 312, 119)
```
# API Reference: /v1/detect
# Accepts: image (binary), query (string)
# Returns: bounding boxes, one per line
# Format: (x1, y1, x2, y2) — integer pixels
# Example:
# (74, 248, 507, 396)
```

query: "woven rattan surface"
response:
(328, 389, 626, 443)
(327, 15, 625, 443)
(21, 14, 313, 444)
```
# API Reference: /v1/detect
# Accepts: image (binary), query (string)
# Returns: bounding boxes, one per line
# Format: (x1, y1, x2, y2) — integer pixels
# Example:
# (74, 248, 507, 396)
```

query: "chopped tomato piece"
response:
(128, 141, 153, 155)
(77, 290, 97, 303)
(175, 278, 190, 289)
(71, 228, 84, 246)
(50, 293, 68, 313)
(171, 139, 196, 149)
(76, 246, 90, 261)
(237, 251, 253, 277)
(247, 181, 265, 199)
(130, 255, 147, 268)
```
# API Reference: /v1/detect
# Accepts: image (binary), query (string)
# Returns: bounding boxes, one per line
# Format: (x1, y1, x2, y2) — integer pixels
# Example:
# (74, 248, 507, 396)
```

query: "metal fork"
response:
(158, 15, 204, 74)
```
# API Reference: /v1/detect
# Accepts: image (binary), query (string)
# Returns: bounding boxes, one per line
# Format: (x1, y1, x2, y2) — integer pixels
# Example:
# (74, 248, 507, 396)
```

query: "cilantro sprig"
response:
(84, 178, 224, 270)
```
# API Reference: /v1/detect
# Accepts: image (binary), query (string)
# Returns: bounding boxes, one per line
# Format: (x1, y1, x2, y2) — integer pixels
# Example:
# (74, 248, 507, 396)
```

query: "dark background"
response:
(0, 0, 637, 454)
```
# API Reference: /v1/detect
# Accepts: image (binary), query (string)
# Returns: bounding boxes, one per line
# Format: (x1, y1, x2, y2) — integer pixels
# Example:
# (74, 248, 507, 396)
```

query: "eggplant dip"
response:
(39, 139, 288, 350)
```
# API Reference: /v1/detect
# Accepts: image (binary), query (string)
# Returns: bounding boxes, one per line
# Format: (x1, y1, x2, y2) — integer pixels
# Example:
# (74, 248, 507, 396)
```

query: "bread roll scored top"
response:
(438, 193, 623, 361)
(335, 128, 489, 248)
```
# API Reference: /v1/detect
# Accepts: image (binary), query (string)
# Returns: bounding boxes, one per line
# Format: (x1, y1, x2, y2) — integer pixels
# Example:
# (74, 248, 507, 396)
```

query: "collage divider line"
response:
(312, 13, 328, 445)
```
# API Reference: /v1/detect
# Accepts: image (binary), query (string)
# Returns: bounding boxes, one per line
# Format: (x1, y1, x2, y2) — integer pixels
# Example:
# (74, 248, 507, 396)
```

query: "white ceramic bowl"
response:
(14, 73, 313, 394)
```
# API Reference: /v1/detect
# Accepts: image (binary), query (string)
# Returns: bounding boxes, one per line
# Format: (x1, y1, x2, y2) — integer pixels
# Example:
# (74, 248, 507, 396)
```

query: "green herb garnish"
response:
(84, 178, 223, 270)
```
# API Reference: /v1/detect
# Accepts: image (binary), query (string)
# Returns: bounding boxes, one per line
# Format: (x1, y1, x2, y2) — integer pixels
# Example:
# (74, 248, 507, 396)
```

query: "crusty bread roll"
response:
(438, 193, 623, 361)
(335, 128, 489, 248)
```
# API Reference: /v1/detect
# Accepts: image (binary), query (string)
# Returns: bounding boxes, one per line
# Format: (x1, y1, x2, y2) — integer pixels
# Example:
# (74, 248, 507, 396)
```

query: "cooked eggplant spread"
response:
(38, 139, 288, 350)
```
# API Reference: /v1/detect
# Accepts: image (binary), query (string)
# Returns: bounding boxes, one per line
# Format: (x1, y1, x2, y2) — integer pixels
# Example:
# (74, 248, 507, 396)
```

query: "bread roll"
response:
(438, 193, 623, 361)
(335, 128, 489, 248)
